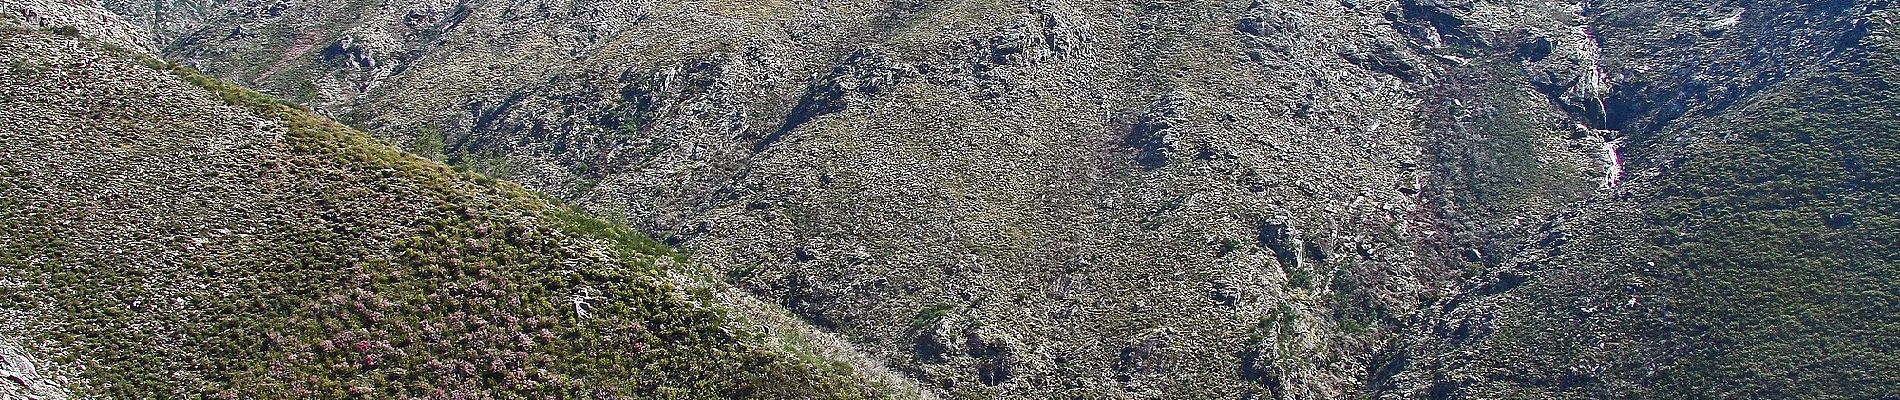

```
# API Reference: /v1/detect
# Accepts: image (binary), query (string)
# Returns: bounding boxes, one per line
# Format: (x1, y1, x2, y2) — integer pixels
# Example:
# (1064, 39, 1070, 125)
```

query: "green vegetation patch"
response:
(0, 34, 885, 399)
(1470, 18, 1900, 400)
(1636, 31, 1900, 399)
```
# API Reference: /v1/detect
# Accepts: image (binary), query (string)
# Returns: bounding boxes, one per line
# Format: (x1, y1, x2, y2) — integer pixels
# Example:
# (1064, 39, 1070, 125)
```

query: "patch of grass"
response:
(1283, 264, 1312, 290)
(912, 304, 957, 331)
(546, 204, 677, 262)
(451, 149, 518, 182)
(1215, 238, 1242, 257)
(409, 124, 447, 160)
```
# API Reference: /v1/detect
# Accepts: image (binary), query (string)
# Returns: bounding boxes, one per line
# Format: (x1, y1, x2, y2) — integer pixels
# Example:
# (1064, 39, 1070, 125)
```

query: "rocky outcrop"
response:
(4, 0, 150, 52)
(0, 338, 70, 400)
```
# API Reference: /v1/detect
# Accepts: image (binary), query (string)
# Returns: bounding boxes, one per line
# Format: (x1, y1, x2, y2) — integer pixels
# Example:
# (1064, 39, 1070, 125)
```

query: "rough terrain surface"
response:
(1, 0, 1896, 398)
(0, 29, 920, 398)
(1388, 3, 1900, 399)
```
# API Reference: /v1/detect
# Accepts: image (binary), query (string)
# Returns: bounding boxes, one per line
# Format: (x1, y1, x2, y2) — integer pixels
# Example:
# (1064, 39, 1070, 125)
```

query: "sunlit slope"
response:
(0, 29, 903, 399)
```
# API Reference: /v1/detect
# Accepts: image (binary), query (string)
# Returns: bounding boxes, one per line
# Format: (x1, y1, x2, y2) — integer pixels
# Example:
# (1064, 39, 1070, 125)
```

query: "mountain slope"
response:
(6, 0, 1899, 398)
(0, 28, 913, 398)
(84, 1, 1617, 396)
(1385, 3, 1900, 399)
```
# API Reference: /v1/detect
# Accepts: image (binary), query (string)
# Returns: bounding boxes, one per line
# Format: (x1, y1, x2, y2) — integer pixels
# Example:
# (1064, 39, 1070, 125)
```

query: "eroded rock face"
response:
(17, 0, 1897, 398)
(0, 338, 72, 400)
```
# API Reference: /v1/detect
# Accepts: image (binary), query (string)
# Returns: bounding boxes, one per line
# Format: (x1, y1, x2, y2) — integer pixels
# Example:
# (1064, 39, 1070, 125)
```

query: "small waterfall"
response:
(1600, 137, 1624, 189)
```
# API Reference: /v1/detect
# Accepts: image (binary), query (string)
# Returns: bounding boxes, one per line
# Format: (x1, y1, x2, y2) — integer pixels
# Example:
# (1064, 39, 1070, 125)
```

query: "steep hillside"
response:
(7, 0, 1898, 398)
(1385, 4, 1900, 399)
(0, 28, 915, 398)
(74, 0, 1625, 396)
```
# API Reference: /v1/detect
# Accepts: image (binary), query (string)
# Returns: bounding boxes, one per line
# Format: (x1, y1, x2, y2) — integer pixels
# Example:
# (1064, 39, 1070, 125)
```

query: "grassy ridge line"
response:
(1, 28, 889, 398)
(145, 55, 880, 398)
